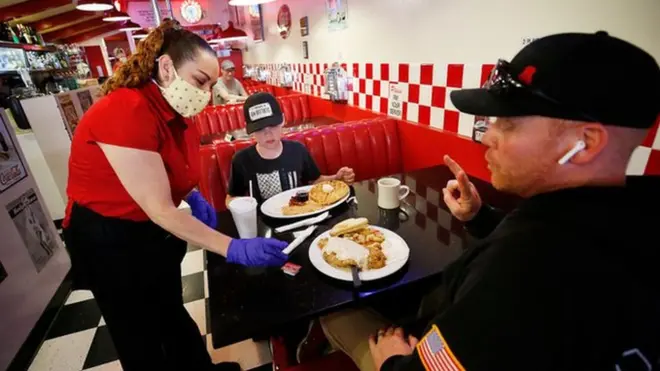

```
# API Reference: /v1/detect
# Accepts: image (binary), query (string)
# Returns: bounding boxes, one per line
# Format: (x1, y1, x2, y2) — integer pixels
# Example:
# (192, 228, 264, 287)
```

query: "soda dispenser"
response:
(323, 62, 352, 102)
(278, 64, 293, 88)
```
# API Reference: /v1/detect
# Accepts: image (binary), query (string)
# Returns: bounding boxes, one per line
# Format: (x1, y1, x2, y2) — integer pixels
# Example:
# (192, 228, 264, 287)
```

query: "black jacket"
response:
(382, 176, 660, 371)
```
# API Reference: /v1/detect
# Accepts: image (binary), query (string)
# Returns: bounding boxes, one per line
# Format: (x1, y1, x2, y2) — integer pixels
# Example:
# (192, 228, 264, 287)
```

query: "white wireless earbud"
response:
(557, 140, 586, 165)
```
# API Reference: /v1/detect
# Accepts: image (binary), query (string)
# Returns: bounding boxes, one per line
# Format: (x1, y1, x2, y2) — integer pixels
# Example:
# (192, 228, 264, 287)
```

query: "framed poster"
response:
(56, 94, 80, 139)
(302, 41, 309, 59)
(326, 0, 347, 31)
(248, 4, 265, 42)
(6, 188, 59, 273)
(77, 90, 94, 115)
(277, 5, 292, 39)
(300, 16, 309, 36)
(0, 113, 28, 194)
(388, 83, 407, 119)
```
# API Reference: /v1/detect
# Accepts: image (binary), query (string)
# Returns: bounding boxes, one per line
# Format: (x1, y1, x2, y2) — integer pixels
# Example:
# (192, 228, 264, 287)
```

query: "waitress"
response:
(64, 19, 286, 371)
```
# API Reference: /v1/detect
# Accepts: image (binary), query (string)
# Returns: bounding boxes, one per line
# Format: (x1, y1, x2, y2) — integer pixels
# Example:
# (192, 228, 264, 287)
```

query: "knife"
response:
(351, 265, 362, 290)
(275, 211, 330, 233)
(282, 225, 317, 255)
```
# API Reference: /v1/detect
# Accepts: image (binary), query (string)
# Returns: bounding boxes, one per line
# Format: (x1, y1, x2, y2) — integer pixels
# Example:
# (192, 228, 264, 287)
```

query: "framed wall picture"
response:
(302, 41, 309, 59)
(0, 112, 28, 194)
(248, 4, 265, 42)
(326, 0, 347, 31)
(300, 16, 309, 36)
(277, 4, 292, 39)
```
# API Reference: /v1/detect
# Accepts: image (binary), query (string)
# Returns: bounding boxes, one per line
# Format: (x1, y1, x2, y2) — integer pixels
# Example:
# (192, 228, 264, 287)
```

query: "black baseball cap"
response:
(244, 92, 284, 134)
(450, 31, 660, 129)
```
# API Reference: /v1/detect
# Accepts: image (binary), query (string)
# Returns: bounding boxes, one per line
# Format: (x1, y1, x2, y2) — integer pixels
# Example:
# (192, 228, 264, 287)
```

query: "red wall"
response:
(83, 46, 109, 78)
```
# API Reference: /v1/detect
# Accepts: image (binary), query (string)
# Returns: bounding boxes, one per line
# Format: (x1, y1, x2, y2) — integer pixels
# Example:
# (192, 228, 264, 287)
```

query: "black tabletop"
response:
(207, 165, 520, 348)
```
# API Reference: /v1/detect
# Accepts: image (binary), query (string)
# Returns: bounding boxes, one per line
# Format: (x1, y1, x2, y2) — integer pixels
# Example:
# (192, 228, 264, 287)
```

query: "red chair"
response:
(280, 97, 294, 126)
(269, 336, 359, 371)
(198, 117, 403, 211)
(290, 97, 303, 125)
(227, 105, 245, 130)
(298, 95, 311, 122)
(214, 109, 228, 133)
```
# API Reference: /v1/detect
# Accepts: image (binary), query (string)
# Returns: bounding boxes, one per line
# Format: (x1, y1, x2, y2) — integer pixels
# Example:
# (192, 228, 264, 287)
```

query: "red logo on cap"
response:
(518, 66, 537, 85)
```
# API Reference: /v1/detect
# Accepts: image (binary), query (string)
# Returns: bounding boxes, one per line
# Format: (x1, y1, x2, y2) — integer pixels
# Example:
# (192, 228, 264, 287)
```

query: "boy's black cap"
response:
(450, 31, 660, 129)
(244, 92, 284, 134)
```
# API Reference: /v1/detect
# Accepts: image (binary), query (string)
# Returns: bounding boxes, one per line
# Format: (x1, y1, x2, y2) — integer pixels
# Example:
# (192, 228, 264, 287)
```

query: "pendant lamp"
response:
(103, 11, 131, 22)
(209, 21, 248, 43)
(120, 21, 142, 32)
(76, 0, 114, 11)
(132, 30, 149, 39)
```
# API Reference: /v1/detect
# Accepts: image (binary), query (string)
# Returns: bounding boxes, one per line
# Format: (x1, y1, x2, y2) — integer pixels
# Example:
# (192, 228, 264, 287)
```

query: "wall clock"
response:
(181, 0, 204, 24)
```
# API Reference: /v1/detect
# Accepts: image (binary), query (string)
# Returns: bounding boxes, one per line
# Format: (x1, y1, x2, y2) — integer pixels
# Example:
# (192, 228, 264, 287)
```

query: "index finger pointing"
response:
(443, 155, 465, 177)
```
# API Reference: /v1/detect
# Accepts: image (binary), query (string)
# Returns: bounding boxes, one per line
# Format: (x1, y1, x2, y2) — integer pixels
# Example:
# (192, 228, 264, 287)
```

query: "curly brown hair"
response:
(101, 19, 215, 95)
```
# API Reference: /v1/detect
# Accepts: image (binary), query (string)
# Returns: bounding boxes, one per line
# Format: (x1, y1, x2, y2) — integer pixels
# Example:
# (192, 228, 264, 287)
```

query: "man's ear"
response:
(570, 123, 609, 164)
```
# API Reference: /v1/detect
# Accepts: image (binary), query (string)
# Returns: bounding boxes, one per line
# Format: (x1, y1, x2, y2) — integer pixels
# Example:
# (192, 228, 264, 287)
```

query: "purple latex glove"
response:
(227, 238, 288, 267)
(186, 190, 217, 229)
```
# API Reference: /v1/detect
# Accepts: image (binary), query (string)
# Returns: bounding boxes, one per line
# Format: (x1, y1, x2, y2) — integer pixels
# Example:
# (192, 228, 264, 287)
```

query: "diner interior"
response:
(0, 0, 658, 370)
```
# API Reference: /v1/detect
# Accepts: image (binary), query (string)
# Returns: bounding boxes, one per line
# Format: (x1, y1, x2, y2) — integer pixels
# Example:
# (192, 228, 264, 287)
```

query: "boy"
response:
(226, 92, 354, 205)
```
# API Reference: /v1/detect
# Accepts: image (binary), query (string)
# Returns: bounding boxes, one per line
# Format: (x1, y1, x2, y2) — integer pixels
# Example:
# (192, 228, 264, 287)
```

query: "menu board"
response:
(0, 114, 28, 194)
(388, 83, 408, 119)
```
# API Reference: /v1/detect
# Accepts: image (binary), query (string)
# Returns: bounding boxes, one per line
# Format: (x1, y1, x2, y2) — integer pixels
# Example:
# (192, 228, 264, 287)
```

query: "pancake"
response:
(309, 180, 349, 206)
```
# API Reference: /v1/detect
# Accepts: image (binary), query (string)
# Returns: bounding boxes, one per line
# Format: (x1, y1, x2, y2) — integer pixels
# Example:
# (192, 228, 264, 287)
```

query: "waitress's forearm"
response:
(150, 207, 232, 257)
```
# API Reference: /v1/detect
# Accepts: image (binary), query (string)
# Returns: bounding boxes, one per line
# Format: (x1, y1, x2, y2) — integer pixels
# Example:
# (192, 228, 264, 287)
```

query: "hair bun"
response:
(160, 18, 182, 31)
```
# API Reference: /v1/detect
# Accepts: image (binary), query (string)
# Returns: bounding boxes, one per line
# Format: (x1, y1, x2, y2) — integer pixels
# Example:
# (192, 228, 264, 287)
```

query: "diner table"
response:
(207, 165, 520, 348)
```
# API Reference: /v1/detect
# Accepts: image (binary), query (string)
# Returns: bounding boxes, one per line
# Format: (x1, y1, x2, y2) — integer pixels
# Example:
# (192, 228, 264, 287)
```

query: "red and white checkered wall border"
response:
(249, 62, 660, 176)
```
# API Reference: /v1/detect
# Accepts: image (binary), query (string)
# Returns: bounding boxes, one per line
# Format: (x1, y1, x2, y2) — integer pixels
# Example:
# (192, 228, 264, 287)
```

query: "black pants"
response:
(63, 204, 213, 371)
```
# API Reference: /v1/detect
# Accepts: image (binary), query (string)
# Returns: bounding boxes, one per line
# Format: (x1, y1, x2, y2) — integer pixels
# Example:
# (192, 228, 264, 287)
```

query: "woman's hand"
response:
(227, 238, 288, 267)
(335, 167, 355, 184)
(186, 190, 217, 229)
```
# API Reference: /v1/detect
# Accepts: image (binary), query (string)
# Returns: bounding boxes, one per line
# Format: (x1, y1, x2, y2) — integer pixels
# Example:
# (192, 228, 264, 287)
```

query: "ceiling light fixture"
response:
(120, 20, 142, 32)
(209, 21, 248, 43)
(132, 30, 149, 39)
(228, 0, 276, 6)
(76, 0, 115, 11)
(103, 11, 131, 22)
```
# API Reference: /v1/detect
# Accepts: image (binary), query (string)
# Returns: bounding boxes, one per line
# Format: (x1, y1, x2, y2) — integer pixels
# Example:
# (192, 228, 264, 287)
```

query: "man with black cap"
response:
(319, 31, 660, 371)
(213, 59, 248, 105)
(226, 92, 354, 205)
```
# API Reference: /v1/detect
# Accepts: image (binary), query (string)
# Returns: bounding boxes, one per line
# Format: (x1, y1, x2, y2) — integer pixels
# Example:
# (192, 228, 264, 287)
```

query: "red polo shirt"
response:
(64, 81, 200, 226)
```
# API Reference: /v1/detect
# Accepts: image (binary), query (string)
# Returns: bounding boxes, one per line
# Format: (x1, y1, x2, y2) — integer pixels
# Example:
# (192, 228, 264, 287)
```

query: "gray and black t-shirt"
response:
(227, 140, 321, 203)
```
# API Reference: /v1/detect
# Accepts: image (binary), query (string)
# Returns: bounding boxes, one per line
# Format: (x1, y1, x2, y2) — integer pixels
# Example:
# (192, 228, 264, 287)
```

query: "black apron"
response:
(63, 203, 213, 371)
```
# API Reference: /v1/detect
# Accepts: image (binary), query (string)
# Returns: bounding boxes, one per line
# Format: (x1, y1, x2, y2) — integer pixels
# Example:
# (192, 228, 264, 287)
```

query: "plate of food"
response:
(308, 218, 410, 281)
(260, 180, 351, 219)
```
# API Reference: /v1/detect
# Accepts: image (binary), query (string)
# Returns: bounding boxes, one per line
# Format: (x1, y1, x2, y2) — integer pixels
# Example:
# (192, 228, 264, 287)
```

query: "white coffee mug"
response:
(377, 177, 410, 209)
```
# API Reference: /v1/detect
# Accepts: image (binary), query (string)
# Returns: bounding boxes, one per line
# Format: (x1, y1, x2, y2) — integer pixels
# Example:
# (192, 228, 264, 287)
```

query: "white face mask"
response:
(119, 57, 127, 63)
(159, 69, 210, 117)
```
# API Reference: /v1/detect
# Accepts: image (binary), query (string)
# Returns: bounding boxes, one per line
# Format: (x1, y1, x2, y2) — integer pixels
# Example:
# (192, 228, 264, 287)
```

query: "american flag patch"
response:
(416, 325, 465, 371)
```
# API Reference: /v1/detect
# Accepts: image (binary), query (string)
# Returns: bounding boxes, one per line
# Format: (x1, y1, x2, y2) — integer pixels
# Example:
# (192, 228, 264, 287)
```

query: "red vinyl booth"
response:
(192, 94, 313, 144)
(198, 117, 403, 211)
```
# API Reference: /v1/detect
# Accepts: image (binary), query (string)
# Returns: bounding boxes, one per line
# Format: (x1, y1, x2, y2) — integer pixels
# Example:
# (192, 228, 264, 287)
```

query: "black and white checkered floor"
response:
(27, 244, 273, 371)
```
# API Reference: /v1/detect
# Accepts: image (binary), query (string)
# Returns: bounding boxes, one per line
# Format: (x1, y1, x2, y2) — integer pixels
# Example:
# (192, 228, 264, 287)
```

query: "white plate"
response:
(308, 226, 410, 281)
(260, 185, 350, 219)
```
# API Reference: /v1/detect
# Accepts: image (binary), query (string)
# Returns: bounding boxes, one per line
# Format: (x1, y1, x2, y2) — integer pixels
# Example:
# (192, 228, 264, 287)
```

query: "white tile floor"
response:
(28, 245, 273, 371)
